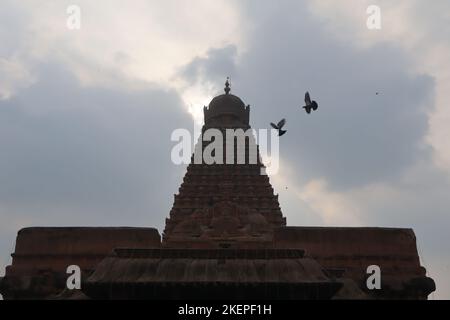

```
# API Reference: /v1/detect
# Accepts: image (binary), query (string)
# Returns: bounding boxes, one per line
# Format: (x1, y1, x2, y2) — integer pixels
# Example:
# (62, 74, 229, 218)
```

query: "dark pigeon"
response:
(303, 91, 319, 114)
(270, 118, 287, 136)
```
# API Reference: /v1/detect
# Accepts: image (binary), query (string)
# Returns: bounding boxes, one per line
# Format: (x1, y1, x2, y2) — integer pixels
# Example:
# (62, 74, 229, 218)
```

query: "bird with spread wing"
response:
(303, 91, 319, 114)
(270, 119, 287, 136)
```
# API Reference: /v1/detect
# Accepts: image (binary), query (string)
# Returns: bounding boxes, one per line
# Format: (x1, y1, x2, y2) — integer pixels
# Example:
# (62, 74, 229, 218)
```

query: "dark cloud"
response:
(0, 62, 190, 230)
(180, 0, 435, 190)
(0, 61, 191, 300)
(179, 45, 238, 87)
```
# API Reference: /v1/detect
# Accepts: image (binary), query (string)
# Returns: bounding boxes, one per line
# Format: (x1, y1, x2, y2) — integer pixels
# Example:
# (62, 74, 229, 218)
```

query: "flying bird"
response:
(270, 119, 287, 136)
(303, 91, 319, 114)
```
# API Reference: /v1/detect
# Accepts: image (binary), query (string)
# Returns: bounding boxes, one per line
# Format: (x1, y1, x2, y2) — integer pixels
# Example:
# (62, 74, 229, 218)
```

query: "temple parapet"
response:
(274, 227, 436, 299)
(0, 227, 161, 299)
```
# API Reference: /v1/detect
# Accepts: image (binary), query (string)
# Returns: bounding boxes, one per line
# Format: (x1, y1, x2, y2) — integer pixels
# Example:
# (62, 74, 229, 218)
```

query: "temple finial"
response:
(224, 77, 231, 94)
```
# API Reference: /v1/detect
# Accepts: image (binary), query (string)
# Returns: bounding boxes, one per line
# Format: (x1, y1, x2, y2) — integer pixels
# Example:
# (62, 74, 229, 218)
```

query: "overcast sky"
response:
(1, 0, 449, 299)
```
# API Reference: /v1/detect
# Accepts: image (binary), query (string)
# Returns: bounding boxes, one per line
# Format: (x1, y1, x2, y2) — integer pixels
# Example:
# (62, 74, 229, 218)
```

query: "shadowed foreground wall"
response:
(0, 226, 435, 299)
(0, 227, 161, 299)
(274, 227, 435, 299)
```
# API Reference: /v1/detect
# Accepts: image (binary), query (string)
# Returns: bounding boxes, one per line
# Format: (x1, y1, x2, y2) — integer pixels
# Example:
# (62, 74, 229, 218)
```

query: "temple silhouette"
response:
(0, 81, 435, 299)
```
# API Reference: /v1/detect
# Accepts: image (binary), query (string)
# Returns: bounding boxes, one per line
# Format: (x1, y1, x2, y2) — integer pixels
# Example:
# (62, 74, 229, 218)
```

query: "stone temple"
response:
(0, 81, 435, 299)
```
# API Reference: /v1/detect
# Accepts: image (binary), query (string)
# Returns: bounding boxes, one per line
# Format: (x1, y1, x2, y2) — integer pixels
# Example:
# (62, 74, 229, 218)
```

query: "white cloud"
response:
(269, 161, 363, 226)
(2, 0, 246, 104)
(0, 57, 35, 100)
(298, 179, 364, 225)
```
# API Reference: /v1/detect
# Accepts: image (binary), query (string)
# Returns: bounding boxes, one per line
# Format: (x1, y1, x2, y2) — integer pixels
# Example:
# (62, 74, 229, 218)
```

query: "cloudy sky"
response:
(1, 0, 449, 299)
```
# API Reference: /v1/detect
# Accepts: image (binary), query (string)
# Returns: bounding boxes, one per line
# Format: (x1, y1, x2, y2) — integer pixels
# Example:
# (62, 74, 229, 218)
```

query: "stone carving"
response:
(168, 200, 272, 244)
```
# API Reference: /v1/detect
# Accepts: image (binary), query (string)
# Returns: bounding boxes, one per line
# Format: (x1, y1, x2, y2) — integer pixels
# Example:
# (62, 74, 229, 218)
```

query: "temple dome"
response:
(208, 93, 246, 111)
(203, 79, 250, 127)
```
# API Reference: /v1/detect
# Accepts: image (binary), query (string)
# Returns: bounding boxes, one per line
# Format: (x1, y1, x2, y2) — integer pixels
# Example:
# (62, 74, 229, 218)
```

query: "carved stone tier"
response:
(83, 248, 342, 300)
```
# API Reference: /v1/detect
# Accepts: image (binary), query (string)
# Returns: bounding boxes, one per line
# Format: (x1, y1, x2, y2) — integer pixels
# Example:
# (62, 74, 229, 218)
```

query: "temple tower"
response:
(163, 79, 286, 248)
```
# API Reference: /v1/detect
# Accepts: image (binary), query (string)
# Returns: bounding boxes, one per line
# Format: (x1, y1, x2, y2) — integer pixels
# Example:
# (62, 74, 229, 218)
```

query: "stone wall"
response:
(0, 227, 161, 299)
(273, 227, 435, 299)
